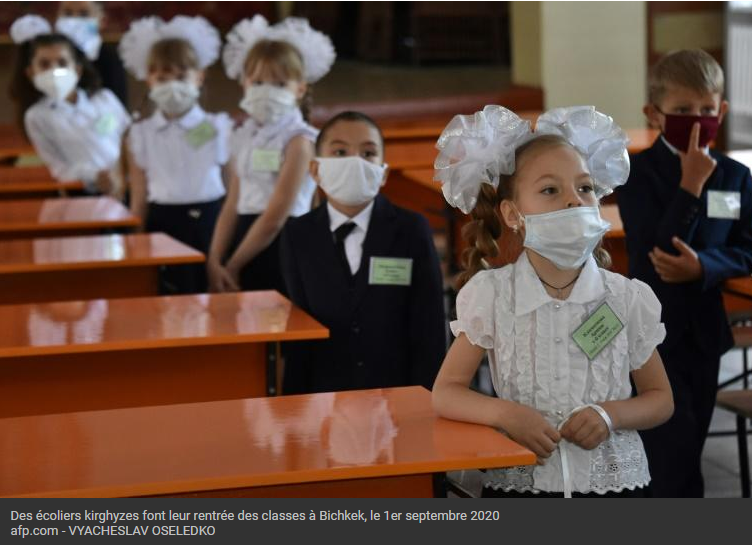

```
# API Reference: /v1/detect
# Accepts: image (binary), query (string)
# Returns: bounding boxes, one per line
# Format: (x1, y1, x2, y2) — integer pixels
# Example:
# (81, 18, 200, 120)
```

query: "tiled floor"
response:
(447, 349, 750, 498)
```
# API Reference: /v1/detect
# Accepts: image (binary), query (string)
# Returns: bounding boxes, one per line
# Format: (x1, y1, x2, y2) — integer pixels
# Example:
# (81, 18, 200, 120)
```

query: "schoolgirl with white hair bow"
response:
(431, 105, 675, 498)
(9, 14, 129, 195)
(119, 15, 230, 294)
(207, 15, 335, 294)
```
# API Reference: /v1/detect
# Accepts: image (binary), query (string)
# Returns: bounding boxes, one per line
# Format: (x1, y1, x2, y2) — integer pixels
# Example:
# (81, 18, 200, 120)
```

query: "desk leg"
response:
(265, 342, 282, 396)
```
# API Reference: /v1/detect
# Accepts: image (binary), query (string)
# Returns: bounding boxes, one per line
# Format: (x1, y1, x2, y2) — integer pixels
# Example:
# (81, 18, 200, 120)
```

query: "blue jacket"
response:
(280, 195, 446, 393)
(616, 137, 752, 357)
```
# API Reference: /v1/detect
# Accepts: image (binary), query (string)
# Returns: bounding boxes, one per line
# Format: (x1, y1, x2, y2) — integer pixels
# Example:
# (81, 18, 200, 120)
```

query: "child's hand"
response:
(648, 237, 703, 283)
(95, 170, 113, 194)
(559, 406, 610, 450)
(502, 403, 561, 462)
(679, 122, 717, 198)
(208, 259, 239, 292)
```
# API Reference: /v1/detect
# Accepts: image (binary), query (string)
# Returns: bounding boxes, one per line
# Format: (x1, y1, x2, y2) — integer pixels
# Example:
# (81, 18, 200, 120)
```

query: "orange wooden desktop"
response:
(0, 126, 35, 161)
(0, 290, 328, 418)
(0, 166, 84, 199)
(0, 233, 204, 304)
(0, 196, 139, 240)
(0, 386, 535, 498)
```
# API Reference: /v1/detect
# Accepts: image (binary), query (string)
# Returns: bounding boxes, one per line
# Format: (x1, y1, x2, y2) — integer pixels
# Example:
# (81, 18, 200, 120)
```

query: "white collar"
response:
(43, 88, 91, 114)
(154, 104, 205, 130)
(327, 200, 375, 234)
(660, 135, 710, 156)
(513, 252, 605, 316)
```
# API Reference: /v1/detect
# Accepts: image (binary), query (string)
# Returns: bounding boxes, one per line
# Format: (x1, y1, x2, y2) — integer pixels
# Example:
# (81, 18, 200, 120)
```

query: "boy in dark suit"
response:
(280, 111, 446, 394)
(617, 49, 752, 497)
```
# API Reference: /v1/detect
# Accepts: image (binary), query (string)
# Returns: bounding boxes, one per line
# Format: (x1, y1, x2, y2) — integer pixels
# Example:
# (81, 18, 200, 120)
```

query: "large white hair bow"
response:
(9, 15, 52, 44)
(222, 15, 336, 83)
(119, 16, 221, 80)
(434, 105, 630, 214)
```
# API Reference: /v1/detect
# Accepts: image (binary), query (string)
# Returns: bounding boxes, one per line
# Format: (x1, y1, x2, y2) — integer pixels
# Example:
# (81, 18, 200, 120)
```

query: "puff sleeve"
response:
(625, 278, 666, 369)
(450, 270, 497, 350)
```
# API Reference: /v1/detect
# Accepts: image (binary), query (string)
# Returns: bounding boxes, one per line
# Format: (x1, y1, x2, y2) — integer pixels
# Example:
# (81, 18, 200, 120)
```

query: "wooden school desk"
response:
(0, 196, 139, 240)
(0, 386, 535, 498)
(0, 233, 204, 305)
(0, 166, 83, 200)
(0, 125, 34, 161)
(0, 291, 328, 418)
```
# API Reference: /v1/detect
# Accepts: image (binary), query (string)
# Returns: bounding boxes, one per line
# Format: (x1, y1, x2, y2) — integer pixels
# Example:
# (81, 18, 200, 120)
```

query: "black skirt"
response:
(146, 198, 223, 294)
(227, 214, 287, 295)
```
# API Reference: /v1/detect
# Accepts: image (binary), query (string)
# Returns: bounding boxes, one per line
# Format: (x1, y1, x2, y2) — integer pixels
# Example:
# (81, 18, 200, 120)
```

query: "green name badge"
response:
(95, 113, 117, 135)
(368, 257, 413, 286)
(185, 121, 217, 149)
(707, 190, 741, 220)
(251, 149, 282, 172)
(571, 301, 624, 360)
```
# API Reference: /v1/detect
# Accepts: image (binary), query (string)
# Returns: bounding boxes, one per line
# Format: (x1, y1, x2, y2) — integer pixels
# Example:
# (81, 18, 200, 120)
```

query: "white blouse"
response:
(24, 89, 129, 189)
(451, 252, 666, 495)
(230, 109, 317, 217)
(128, 105, 231, 205)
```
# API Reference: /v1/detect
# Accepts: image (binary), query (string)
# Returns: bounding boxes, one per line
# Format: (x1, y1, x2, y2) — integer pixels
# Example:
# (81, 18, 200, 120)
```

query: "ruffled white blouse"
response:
(451, 252, 666, 495)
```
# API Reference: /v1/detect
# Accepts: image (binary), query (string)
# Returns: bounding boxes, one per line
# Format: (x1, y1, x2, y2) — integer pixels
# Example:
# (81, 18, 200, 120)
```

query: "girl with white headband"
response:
(119, 16, 229, 294)
(207, 15, 335, 293)
(431, 105, 674, 498)
(9, 14, 129, 195)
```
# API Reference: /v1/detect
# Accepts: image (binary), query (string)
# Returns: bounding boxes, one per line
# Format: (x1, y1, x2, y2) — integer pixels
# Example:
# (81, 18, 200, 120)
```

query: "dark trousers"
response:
(229, 214, 286, 295)
(481, 487, 645, 498)
(639, 339, 721, 497)
(146, 198, 223, 294)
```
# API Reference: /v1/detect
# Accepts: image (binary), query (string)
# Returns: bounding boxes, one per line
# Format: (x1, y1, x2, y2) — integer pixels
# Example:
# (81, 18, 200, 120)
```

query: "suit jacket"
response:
(94, 43, 128, 108)
(280, 195, 446, 393)
(616, 137, 752, 358)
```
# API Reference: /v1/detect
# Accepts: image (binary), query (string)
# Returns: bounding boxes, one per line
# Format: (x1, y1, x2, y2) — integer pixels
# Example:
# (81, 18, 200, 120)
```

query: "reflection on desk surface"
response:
(0, 386, 534, 497)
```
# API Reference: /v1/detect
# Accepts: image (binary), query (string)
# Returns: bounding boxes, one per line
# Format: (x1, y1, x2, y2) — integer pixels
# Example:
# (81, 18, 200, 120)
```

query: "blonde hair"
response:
(147, 38, 200, 72)
(649, 49, 724, 104)
(243, 39, 311, 120)
(458, 135, 611, 289)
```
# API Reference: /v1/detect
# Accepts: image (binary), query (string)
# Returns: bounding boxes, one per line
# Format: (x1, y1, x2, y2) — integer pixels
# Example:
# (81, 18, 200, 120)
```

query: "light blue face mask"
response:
(520, 206, 611, 270)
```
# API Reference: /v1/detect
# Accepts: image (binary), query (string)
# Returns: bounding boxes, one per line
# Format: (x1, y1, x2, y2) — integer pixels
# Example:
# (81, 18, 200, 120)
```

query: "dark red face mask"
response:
(657, 109, 720, 152)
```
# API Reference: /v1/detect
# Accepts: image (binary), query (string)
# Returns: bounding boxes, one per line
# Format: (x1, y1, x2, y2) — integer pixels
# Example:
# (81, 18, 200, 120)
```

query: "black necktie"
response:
(333, 222, 357, 277)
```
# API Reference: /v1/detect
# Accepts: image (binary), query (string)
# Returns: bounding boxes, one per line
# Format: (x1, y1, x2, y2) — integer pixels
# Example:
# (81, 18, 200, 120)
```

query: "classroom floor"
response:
(449, 349, 751, 498)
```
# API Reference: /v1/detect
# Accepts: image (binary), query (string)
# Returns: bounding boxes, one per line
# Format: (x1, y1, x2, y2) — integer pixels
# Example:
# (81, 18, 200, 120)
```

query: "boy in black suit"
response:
(617, 49, 752, 497)
(280, 111, 446, 394)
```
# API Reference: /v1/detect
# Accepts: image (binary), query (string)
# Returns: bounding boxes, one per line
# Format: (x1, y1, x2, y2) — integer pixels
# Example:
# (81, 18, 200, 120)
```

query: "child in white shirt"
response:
(10, 15, 129, 195)
(431, 106, 674, 497)
(120, 16, 230, 294)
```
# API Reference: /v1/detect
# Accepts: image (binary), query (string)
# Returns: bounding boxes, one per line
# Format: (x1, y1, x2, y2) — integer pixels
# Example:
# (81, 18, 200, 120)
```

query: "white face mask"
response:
(149, 80, 200, 117)
(33, 67, 79, 102)
(240, 84, 296, 125)
(520, 206, 611, 270)
(316, 156, 387, 206)
(56, 16, 102, 60)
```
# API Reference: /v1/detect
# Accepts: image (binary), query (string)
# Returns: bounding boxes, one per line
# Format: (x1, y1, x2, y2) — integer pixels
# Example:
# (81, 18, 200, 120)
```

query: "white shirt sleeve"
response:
(24, 108, 99, 184)
(214, 112, 233, 166)
(625, 278, 666, 369)
(450, 270, 497, 349)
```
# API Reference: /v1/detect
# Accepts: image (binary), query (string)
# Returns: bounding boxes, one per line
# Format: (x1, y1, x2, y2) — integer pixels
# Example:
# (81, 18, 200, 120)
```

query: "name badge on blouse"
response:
(571, 301, 624, 360)
(368, 257, 412, 286)
(251, 149, 281, 172)
(707, 190, 741, 220)
(95, 113, 117, 135)
(185, 121, 217, 149)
